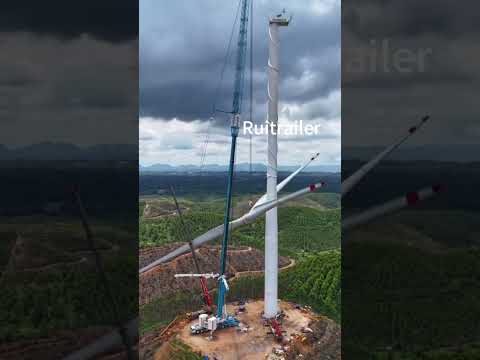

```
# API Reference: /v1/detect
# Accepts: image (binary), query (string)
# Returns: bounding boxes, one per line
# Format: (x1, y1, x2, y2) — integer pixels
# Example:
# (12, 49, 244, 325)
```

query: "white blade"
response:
(342, 184, 443, 230)
(139, 181, 326, 274)
(252, 152, 320, 210)
(342, 115, 430, 198)
(62, 318, 138, 360)
(174, 273, 219, 279)
(219, 275, 230, 291)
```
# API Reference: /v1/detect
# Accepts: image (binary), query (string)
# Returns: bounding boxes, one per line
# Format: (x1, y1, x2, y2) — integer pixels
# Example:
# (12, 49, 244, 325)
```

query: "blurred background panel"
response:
(342, 1, 480, 358)
(0, 1, 138, 359)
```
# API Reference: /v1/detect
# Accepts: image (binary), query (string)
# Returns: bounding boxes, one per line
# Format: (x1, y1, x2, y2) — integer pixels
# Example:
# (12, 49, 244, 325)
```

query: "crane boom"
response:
(216, 0, 250, 323)
(232, 0, 250, 115)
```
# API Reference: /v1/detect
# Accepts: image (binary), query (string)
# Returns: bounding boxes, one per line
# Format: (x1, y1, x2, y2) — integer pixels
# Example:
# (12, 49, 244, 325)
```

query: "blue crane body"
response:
(189, 0, 250, 335)
(216, 0, 250, 327)
(191, 0, 251, 334)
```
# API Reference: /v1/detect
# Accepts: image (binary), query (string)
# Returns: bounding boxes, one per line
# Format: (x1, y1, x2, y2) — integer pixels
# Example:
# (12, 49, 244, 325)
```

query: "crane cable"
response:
(249, 0, 254, 173)
(199, 0, 243, 173)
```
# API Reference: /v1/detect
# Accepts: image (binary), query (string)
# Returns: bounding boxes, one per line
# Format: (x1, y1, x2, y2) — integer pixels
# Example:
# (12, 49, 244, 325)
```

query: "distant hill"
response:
(0, 142, 137, 160)
(140, 162, 340, 173)
(344, 144, 480, 162)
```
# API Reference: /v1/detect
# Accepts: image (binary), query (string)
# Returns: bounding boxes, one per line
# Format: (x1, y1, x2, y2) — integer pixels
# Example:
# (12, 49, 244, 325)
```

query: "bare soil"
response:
(154, 300, 340, 360)
(3, 232, 116, 274)
(142, 201, 189, 220)
(139, 245, 291, 306)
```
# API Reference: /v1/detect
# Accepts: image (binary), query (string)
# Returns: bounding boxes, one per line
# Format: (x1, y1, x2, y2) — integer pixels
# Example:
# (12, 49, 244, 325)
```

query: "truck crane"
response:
(215, 0, 250, 331)
(170, 186, 214, 310)
(187, 0, 251, 335)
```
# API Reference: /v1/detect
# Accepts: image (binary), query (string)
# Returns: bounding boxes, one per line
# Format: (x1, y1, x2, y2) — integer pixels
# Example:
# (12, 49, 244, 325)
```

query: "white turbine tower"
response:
(264, 10, 290, 319)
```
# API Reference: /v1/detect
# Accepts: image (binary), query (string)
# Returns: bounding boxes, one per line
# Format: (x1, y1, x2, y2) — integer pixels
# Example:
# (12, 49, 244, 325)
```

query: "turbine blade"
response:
(62, 318, 138, 360)
(342, 115, 430, 197)
(139, 181, 326, 274)
(342, 184, 443, 231)
(252, 152, 320, 209)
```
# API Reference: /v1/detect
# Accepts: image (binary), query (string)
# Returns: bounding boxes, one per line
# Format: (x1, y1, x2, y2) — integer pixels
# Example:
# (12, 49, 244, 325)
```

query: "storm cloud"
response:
(342, 0, 480, 150)
(140, 0, 341, 166)
(0, 3, 138, 148)
(1, 1, 137, 42)
(140, 0, 340, 122)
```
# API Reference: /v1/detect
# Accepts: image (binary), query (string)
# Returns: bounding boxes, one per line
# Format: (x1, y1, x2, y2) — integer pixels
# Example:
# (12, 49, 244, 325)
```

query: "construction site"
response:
(146, 300, 339, 360)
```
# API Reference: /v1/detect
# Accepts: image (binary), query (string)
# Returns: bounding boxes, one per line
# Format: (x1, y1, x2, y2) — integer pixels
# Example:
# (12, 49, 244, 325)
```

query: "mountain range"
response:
(140, 162, 340, 173)
(1, 142, 477, 164)
(0, 143, 137, 161)
(343, 144, 480, 162)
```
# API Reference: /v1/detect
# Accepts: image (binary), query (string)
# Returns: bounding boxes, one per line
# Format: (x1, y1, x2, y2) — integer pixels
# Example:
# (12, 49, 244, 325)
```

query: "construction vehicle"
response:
(190, 314, 212, 335)
(269, 319, 284, 342)
(187, 273, 239, 335)
(188, 0, 252, 336)
(238, 300, 246, 312)
(170, 186, 214, 311)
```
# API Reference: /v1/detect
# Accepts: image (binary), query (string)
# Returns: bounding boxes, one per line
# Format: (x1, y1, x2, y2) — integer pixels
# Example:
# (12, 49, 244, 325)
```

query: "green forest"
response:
(140, 194, 340, 258)
(139, 192, 342, 335)
(0, 219, 137, 343)
(343, 240, 480, 359)
(140, 250, 341, 335)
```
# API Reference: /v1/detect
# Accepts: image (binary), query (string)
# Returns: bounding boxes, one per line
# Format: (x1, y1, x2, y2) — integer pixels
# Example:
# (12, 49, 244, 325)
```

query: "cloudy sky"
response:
(140, 0, 341, 166)
(342, 0, 480, 152)
(0, 1, 137, 149)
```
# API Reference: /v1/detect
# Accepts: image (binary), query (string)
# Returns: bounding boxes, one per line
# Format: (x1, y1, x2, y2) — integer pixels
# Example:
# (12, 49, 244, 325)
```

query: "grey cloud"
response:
(343, 0, 480, 40)
(140, 0, 340, 126)
(342, 0, 480, 148)
(0, 33, 138, 146)
(1, 1, 137, 42)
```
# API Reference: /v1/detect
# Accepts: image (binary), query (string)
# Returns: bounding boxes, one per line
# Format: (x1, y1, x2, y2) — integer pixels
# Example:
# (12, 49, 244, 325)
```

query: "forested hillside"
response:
(139, 195, 340, 257)
(139, 174, 342, 339)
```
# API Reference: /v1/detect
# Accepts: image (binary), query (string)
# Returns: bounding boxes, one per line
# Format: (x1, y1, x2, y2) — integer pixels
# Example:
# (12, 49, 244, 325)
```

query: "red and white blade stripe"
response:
(343, 184, 443, 230)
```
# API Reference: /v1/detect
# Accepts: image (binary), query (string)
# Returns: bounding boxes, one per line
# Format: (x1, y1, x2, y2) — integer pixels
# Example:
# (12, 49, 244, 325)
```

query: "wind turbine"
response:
(65, 115, 441, 358)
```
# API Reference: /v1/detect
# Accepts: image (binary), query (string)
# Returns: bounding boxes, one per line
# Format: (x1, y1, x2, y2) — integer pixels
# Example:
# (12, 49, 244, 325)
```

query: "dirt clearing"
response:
(154, 300, 340, 360)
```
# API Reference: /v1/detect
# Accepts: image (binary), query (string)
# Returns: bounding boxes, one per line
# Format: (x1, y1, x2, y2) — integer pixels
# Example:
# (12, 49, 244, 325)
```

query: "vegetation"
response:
(0, 256, 137, 341)
(167, 339, 203, 360)
(140, 291, 204, 335)
(280, 250, 340, 321)
(139, 200, 146, 217)
(140, 211, 223, 246)
(343, 240, 480, 358)
(139, 195, 340, 258)
(225, 250, 341, 321)
(0, 231, 19, 267)
(0, 218, 137, 342)
(140, 250, 341, 334)
(139, 187, 342, 338)
(140, 172, 341, 198)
